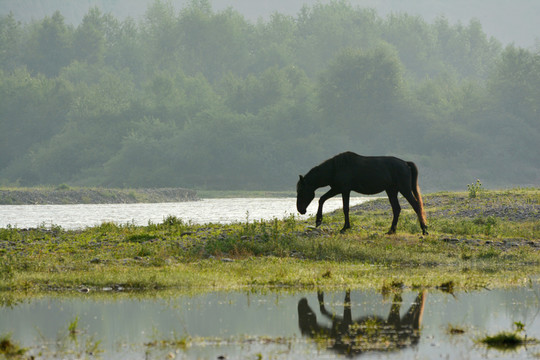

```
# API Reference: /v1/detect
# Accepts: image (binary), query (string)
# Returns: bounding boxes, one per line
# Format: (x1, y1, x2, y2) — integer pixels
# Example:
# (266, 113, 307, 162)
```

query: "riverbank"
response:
(0, 186, 198, 204)
(0, 188, 538, 293)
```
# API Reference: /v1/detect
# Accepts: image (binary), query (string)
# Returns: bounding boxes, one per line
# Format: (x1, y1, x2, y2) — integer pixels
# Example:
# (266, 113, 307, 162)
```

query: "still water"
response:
(0, 197, 369, 229)
(1, 284, 539, 359)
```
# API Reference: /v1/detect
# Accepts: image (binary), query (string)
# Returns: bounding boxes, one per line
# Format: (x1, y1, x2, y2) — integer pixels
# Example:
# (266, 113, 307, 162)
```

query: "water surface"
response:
(0, 197, 369, 229)
(2, 283, 539, 359)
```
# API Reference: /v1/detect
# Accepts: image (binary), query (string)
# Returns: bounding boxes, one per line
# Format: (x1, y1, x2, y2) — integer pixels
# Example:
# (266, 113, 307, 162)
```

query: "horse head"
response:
(296, 175, 315, 215)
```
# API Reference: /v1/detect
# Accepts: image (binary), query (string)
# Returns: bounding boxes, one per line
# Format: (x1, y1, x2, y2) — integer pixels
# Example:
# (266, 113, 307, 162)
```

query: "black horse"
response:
(298, 290, 426, 356)
(296, 152, 427, 234)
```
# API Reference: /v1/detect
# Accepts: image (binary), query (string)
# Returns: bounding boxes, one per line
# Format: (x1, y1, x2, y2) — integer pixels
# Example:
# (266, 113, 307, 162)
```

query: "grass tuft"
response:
(0, 333, 26, 358)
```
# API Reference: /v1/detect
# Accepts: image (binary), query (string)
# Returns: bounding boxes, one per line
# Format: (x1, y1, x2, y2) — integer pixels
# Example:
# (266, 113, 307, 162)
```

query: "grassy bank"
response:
(0, 188, 538, 293)
(0, 186, 197, 204)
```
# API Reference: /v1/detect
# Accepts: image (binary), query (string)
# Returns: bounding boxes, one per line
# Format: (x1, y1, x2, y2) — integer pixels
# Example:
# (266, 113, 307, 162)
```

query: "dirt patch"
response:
(349, 193, 540, 222)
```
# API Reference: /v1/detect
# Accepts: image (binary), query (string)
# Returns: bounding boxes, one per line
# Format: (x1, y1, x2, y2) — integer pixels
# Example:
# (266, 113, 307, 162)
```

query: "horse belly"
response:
(345, 173, 387, 195)
(350, 166, 394, 195)
(352, 184, 386, 195)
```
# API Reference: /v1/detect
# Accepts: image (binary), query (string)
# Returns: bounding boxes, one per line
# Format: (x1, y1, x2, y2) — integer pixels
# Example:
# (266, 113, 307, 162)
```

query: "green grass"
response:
(0, 333, 26, 358)
(480, 332, 525, 349)
(0, 189, 539, 293)
(477, 321, 539, 350)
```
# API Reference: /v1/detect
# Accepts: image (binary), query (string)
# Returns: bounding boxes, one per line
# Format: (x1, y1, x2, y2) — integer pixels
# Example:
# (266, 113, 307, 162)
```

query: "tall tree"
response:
(73, 7, 107, 65)
(23, 11, 73, 76)
(489, 45, 540, 128)
(318, 46, 403, 123)
(0, 13, 21, 72)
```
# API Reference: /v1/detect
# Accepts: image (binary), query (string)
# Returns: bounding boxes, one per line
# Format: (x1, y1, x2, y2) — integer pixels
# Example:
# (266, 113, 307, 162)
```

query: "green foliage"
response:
(478, 322, 539, 350)
(0, 333, 27, 358)
(0, 3, 538, 189)
(318, 45, 404, 136)
(467, 179, 484, 198)
(68, 316, 79, 336)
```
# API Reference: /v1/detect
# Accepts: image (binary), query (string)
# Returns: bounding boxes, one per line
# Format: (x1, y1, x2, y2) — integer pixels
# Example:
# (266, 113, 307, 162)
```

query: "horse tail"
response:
(407, 161, 426, 225)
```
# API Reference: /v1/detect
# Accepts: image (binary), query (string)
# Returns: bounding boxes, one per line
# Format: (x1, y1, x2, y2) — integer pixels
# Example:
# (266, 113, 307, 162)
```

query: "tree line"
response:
(1, 0, 539, 190)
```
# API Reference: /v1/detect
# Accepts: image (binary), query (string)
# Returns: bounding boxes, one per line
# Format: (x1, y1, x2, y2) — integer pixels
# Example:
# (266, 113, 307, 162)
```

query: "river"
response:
(0, 197, 371, 229)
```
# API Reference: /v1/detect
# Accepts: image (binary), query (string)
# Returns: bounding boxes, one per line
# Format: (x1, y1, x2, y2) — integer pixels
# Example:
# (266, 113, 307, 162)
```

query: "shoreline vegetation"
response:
(0, 188, 538, 295)
(0, 186, 301, 204)
(0, 186, 198, 205)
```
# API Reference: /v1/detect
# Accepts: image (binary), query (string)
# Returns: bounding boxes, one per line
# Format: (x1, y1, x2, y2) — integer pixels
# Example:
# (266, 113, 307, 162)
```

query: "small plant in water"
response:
(478, 322, 539, 350)
(447, 324, 466, 335)
(467, 179, 484, 198)
(68, 316, 80, 338)
(0, 333, 26, 357)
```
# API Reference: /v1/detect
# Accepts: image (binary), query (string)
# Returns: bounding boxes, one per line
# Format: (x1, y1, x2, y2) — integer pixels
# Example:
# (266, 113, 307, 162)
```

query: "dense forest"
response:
(0, 0, 539, 190)
(3, 0, 540, 47)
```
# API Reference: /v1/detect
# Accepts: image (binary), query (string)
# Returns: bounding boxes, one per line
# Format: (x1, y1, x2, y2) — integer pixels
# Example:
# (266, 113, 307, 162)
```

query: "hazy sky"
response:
(215, 0, 539, 47)
(2, 0, 539, 47)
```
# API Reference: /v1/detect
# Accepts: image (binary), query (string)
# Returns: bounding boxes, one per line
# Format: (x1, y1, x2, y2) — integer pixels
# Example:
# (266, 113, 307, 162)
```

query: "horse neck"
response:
(305, 162, 333, 189)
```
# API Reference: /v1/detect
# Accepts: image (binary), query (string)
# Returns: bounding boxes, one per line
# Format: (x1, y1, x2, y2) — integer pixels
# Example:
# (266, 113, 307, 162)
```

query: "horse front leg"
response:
(341, 190, 351, 233)
(316, 188, 339, 227)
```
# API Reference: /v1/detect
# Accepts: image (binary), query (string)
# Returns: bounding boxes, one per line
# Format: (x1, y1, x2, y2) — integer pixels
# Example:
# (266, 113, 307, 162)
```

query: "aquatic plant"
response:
(478, 322, 539, 350)
(68, 316, 80, 337)
(446, 324, 466, 335)
(0, 333, 26, 358)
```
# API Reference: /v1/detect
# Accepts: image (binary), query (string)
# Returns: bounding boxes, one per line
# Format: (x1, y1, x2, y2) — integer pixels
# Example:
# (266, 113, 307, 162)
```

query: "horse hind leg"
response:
(386, 190, 401, 234)
(401, 190, 428, 235)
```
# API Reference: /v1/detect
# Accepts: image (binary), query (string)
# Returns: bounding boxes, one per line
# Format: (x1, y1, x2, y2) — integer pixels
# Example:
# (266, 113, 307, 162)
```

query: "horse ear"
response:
(299, 175, 304, 183)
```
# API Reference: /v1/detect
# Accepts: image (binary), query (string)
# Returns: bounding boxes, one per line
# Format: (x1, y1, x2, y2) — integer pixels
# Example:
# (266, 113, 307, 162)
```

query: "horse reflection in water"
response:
(298, 290, 426, 357)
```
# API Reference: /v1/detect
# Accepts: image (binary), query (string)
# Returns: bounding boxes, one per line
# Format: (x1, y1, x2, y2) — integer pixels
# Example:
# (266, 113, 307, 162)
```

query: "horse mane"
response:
(304, 155, 337, 186)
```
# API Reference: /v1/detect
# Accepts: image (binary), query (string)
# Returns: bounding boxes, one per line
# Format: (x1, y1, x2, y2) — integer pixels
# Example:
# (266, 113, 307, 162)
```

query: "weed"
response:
(480, 331, 524, 349)
(48, 317, 103, 358)
(467, 179, 484, 198)
(0, 258, 14, 281)
(68, 316, 79, 337)
(162, 215, 183, 227)
(146, 329, 191, 351)
(478, 322, 539, 350)
(0, 333, 26, 358)
(437, 281, 455, 294)
(477, 247, 501, 260)
(137, 244, 155, 257)
(126, 234, 155, 243)
(447, 324, 466, 335)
